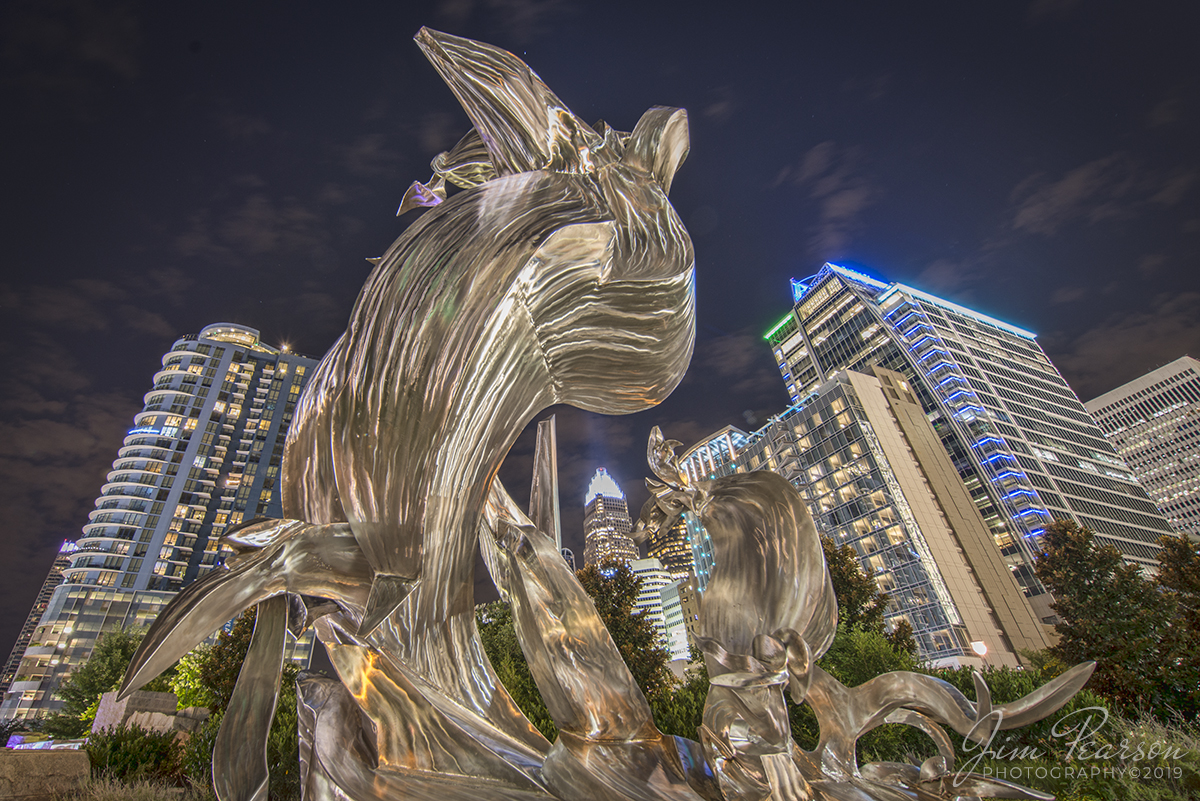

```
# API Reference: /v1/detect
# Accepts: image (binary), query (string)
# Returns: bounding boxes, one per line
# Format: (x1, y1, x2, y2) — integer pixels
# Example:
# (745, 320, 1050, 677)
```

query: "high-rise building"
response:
(680, 368, 1046, 667)
(1085, 356, 1200, 540)
(582, 468, 638, 568)
(646, 514, 701, 584)
(1, 323, 319, 720)
(764, 263, 1173, 622)
(630, 558, 690, 662)
(1, 542, 76, 695)
(560, 547, 576, 572)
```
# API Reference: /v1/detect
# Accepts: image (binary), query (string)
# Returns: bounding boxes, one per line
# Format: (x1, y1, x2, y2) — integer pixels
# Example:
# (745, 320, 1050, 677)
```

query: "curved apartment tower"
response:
(2, 324, 319, 719)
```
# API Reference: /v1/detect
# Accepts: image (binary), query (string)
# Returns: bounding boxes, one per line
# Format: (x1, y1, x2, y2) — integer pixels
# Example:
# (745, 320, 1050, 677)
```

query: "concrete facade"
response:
(680, 368, 1049, 666)
(1086, 355, 1200, 541)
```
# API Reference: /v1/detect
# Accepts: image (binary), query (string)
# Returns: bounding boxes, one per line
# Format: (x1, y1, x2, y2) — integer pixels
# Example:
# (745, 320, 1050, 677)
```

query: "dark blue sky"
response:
(2, 0, 1198, 656)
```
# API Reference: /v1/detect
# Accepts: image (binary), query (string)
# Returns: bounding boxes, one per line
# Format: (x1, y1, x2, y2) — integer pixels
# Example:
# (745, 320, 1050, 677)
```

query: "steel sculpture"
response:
(121, 28, 1095, 801)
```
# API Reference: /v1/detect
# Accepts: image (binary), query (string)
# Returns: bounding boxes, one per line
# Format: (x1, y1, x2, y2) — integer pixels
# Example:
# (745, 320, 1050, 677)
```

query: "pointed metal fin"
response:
(356, 574, 419, 637)
(119, 566, 274, 700)
(974, 670, 993, 721)
(414, 27, 601, 177)
(213, 596, 288, 801)
(621, 107, 689, 195)
(396, 176, 446, 216)
(994, 661, 1096, 730)
(529, 415, 562, 551)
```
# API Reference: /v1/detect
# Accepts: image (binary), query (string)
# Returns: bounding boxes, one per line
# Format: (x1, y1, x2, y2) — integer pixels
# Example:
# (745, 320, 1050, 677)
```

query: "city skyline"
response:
(2, 2, 1198, 658)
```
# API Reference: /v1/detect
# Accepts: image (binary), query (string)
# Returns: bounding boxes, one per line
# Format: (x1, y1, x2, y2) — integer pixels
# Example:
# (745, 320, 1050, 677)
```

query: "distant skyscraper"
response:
(1, 542, 76, 695)
(646, 514, 701, 584)
(764, 263, 1173, 622)
(582, 468, 637, 568)
(1, 323, 319, 719)
(681, 367, 1046, 667)
(630, 558, 690, 662)
(1085, 356, 1200, 540)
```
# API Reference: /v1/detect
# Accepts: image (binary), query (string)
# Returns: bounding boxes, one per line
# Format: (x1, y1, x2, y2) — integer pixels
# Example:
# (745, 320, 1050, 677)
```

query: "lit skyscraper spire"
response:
(583, 468, 638, 568)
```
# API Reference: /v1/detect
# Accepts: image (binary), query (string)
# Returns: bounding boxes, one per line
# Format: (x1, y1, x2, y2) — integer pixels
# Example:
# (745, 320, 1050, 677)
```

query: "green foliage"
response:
(648, 657, 708, 741)
(1035, 520, 1200, 718)
(181, 713, 221, 795)
(821, 536, 916, 655)
(85, 724, 182, 784)
(266, 677, 302, 801)
(42, 629, 175, 738)
(0, 716, 30, 746)
(199, 611, 258, 712)
(822, 537, 888, 633)
(169, 645, 216, 710)
(576, 560, 677, 701)
(476, 601, 557, 740)
(1156, 533, 1200, 634)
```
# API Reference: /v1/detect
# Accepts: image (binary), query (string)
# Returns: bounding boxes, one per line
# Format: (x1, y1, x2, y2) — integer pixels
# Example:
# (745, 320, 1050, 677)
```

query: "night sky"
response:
(2, 1, 1198, 660)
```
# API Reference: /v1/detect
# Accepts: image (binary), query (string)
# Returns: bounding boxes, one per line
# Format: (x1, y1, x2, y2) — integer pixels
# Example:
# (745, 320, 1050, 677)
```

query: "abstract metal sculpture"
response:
(121, 28, 1093, 801)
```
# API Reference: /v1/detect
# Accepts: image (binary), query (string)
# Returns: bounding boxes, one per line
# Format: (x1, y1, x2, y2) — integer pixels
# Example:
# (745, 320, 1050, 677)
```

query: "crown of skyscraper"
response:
(585, 467, 625, 503)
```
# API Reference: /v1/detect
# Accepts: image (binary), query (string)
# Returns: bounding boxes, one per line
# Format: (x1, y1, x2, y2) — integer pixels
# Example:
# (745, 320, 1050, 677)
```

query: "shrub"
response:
(84, 724, 182, 784)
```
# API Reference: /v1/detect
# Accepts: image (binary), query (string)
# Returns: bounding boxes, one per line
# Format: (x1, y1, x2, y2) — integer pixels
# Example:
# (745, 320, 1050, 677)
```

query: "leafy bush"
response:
(84, 724, 182, 784)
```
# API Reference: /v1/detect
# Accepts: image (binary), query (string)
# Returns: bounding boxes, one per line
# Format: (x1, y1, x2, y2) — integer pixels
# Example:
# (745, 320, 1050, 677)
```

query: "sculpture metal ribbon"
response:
(120, 28, 1094, 801)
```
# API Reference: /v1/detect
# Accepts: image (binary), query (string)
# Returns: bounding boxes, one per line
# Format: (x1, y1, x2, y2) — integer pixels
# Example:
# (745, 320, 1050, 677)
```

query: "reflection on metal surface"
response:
(119, 27, 1094, 801)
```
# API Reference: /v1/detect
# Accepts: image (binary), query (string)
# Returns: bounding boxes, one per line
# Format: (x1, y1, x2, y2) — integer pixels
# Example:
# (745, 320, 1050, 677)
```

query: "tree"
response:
(169, 644, 215, 710)
(476, 601, 556, 740)
(1157, 533, 1200, 634)
(576, 560, 677, 701)
(648, 652, 707, 741)
(41, 629, 174, 738)
(1034, 519, 1195, 716)
(822, 536, 887, 632)
(821, 536, 915, 654)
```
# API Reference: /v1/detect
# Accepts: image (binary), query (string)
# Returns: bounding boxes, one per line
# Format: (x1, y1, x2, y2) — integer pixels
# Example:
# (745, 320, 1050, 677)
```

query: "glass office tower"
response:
(582, 468, 638, 568)
(765, 264, 1172, 621)
(0, 542, 76, 695)
(679, 368, 1048, 666)
(2, 324, 319, 719)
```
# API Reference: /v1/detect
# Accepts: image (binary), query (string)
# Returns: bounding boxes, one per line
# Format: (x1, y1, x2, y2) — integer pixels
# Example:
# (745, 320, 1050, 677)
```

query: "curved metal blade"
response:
(213, 596, 288, 801)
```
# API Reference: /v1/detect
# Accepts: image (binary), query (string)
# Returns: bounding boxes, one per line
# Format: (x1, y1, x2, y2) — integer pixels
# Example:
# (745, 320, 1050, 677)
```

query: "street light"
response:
(970, 640, 989, 668)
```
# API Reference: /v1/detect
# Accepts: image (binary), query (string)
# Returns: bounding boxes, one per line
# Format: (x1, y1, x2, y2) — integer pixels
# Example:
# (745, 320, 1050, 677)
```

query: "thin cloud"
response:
(176, 191, 337, 271)
(217, 110, 272, 141)
(1011, 154, 1194, 236)
(1049, 292, 1200, 400)
(1026, 0, 1082, 22)
(433, 0, 574, 45)
(774, 140, 882, 259)
(703, 85, 737, 122)
(2, 0, 141, 115)
(691, 332, 783, 397)
(340, 133, 403, 178)
(1050, 286, 1086, 305)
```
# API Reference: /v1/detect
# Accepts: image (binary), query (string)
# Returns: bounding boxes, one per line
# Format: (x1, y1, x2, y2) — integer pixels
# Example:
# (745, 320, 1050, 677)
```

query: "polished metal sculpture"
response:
(121, 28, 1094, 801)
